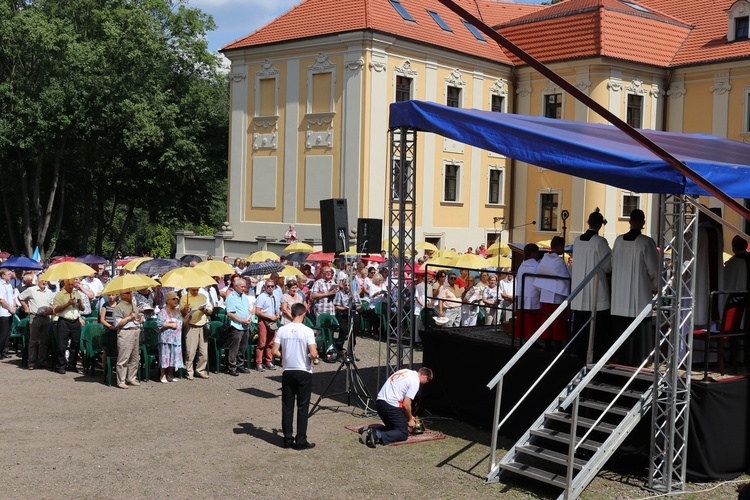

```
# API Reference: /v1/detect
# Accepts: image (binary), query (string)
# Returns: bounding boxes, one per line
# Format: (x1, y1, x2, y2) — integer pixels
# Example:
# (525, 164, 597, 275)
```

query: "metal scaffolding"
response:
(649, 194, 697, 493)
(386, 127, 417, 373)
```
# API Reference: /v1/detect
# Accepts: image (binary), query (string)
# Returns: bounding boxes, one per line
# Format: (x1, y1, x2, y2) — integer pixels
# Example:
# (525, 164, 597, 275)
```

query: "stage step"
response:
(597, 365, 654, 382)
(516, 444, 587, 469)
(544, 411, 617, 433)
(499, 461, 567, 488)
(574, 398, 631, 417)
(530, 427, 602, 452)
(585, 381, 645, 399)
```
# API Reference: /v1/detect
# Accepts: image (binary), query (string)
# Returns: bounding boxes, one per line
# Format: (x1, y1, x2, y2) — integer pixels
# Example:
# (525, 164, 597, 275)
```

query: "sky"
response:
(187, 0, 547, 53)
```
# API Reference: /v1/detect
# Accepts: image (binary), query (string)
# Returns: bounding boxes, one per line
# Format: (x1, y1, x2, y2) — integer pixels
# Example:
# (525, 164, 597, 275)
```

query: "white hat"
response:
(434, 316, 450, 326)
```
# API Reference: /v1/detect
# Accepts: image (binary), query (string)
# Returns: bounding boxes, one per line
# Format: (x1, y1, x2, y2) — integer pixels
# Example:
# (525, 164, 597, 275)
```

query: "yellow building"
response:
(185, 0, 750, 258)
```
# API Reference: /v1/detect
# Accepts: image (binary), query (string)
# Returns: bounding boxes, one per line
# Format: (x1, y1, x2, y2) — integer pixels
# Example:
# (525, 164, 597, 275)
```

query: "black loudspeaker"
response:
(320, 198, 349, 253)
(357, 218, 382, 254)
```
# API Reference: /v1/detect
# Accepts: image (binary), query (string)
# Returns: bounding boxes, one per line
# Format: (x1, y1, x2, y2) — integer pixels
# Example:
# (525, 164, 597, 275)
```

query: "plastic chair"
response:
(206, 320, 229, 374)
(8, 314, 24, 354)
(99, 329, 119, 387)
(315, 313, 339, 352)
(139, 325, 160, 382)
(80, 323, 104, 375)
(694, 291, 749, 379)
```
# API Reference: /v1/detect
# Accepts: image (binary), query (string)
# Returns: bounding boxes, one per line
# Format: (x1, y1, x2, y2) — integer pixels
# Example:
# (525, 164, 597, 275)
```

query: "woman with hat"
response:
(156, 291, 184, 383)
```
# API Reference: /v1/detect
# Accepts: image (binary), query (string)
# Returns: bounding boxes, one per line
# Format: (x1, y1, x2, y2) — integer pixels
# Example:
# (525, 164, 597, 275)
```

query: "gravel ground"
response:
(1, 336, 746, 499)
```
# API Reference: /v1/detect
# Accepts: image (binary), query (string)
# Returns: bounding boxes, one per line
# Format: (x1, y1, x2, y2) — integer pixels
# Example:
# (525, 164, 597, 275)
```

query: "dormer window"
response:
(727, 1, 750, 41)
(737, 16, 749, 39)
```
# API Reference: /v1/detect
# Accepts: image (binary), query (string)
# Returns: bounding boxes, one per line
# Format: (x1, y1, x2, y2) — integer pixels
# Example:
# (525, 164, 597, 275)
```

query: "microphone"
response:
(510, 220, 536, 230)
(492, 217, 504, 222)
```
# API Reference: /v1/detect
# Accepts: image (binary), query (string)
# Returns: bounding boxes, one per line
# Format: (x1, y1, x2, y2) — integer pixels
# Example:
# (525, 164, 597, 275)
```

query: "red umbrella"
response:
(306, 251, 336, 262)
(51, 256, 75, 264)
(362, 255, 386, 263)
(0, 251, 10, 259)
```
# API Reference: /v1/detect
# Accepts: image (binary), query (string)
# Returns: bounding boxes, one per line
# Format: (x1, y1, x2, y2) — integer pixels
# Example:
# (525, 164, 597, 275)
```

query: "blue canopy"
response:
(1, 256, 43, 270)
(389, 100, 750, 197)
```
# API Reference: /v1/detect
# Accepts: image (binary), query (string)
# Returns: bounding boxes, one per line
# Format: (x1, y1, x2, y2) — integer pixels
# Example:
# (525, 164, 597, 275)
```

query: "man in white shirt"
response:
(534, 237, 571, 348)
(570, 210, 612, 360)
(272, 303, 318, 450)
(611, 209, 659, 365)
(18, 279, 55, 368)
(0, 268, 18, 358)
(81, 273, 104, 300)
(515, 244, 541, 341)
(413, 271, 427, 343)
(359, 367, 433, 447)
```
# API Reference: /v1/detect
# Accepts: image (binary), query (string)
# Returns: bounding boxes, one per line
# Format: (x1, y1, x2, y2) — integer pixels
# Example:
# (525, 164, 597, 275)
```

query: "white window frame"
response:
(442, 160, 463, 204)
(727, 2, 750, 42)
(486, 165, 505, 206)
(306, 53, 336, 115)
(620, 191, 642, 219)
(393, 60, 417, 102)
(537, 188, 562, 233)
(626, 92, 645, 129)
(541, 80, 564, 120)
(743, 84, 750, 134)
(444, 68, 466, 108)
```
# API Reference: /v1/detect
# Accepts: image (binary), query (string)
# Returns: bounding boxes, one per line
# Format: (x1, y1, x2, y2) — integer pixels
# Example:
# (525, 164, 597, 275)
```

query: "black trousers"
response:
(56, 318, 81, 369)
(571, 309, 612, 362)
(375, 399, 409, 445)
(335, 310, 359, 350)
(0, 315, 11, 353)
(281, 370, 312, 446)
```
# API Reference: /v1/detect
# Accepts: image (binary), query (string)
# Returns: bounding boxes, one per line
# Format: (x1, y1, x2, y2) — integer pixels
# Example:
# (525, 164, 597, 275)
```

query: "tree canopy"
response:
(0, 0, 228, 259)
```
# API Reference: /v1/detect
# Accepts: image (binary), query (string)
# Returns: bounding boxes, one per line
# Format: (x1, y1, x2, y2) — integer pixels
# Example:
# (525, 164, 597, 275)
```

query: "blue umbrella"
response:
(75, 254, 108, 265)
(1, 256, 43, 270)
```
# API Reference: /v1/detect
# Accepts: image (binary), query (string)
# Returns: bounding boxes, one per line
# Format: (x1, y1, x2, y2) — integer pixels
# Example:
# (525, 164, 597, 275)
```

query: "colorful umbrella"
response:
(160, 267, 216, 289)
(0, 256, 43, 271)
(247, 250, 280, 263)
(39, 262, 98, 281)
(450, 254, 491, 270)
(415, 242, 439, 253)
(284, 241, 314, 253)
(433, 248, 459, 259)
(122, 256, 153, 271)
(74, 254, 108, 265)
(424, 256, 456, 269)
(362, 255, 386, 263)
(278, 265, 305, 278)
(51, 256, 76, 264)
(306, 251, 335, 262)
(536, 239, 552, 249)
(195, 260, 234, 276)
(101, 274, 159, 295)
(180, 254, 203, 264)
(486, 241, 511, 256)
(285, 252, 309, 263)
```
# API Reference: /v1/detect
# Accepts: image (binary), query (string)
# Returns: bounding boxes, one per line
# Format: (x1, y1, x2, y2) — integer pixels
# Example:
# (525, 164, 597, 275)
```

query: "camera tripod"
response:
(309, 247, 376, 416)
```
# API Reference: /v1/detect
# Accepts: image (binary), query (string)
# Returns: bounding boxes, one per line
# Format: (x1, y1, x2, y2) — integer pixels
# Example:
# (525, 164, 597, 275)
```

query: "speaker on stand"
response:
(356, 218, 382, 255)
(320, 198, 350, 254)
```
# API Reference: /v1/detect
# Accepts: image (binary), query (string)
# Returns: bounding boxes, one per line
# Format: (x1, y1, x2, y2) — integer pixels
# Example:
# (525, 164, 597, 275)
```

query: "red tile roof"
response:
(639, 0, 750, 66)
(222, 0, 516, 66)
(497, 0, 692, 66)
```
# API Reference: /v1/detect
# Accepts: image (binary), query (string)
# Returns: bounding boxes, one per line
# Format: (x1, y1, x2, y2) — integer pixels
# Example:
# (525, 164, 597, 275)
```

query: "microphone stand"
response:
(309, 233, 376, 416)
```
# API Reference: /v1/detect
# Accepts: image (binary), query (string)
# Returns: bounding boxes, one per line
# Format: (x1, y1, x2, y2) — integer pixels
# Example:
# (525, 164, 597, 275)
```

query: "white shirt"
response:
(81, 276, 104, 298)
(516, 258, 541, 310)
(534, 252, 570, 305)
(570, 231, 612, 311)
(0, 280, 16, 317)
(18, 286, 55, 315)
(275, 322, 316, 373)
(377, 369, 420, 408)
(611, 232, 659, 318)
(413, 281, 426, 315)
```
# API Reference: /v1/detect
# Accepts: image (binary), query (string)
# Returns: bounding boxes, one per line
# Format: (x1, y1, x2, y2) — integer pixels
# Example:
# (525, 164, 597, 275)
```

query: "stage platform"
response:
(420, 325, 750, 481)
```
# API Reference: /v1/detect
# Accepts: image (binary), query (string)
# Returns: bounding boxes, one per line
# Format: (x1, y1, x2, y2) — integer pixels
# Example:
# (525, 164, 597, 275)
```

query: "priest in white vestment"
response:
(534, 236, 571, 346)
(515, 243, 541, 340)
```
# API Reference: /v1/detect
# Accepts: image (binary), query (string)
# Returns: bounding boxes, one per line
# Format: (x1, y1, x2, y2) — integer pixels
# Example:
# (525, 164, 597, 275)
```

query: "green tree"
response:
(0, 0, 228, 259)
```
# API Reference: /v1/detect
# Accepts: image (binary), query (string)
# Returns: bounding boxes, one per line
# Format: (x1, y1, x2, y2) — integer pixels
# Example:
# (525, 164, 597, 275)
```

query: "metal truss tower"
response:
(386, 127, 417, 373)
(649, 194, 697, 494)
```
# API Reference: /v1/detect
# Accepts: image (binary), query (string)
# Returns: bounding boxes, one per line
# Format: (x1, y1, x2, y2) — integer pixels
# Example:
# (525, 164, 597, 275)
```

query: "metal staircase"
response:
(496, 364, 654, 499)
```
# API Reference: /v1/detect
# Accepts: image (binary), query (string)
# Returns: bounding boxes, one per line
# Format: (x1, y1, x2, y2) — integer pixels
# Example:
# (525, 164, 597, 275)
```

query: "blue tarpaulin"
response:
(389, 100, 750, 197)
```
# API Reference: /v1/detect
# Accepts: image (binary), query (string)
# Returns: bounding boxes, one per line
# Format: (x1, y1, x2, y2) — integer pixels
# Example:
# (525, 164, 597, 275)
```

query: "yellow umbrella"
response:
(489, 255, 513, 268)
(101, 274, 159, 295)
(486, 241, 510, 256)
(450, 254, 491, 270)
(195, 260, 234, 276)
(723, 252, 733, 264)
(278, 265, 305, 277)
(123, 256, 152, 272)
(160, 267, 216, 289)
(284, 241, 314, 253)
(416, 242, 439, 253)
(424, 256, 456, 269)
(39, 262, 98, 282)
(247, 250, 280, 263)
(536, 239, 552, 249)
(433, 248, 459, 259)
